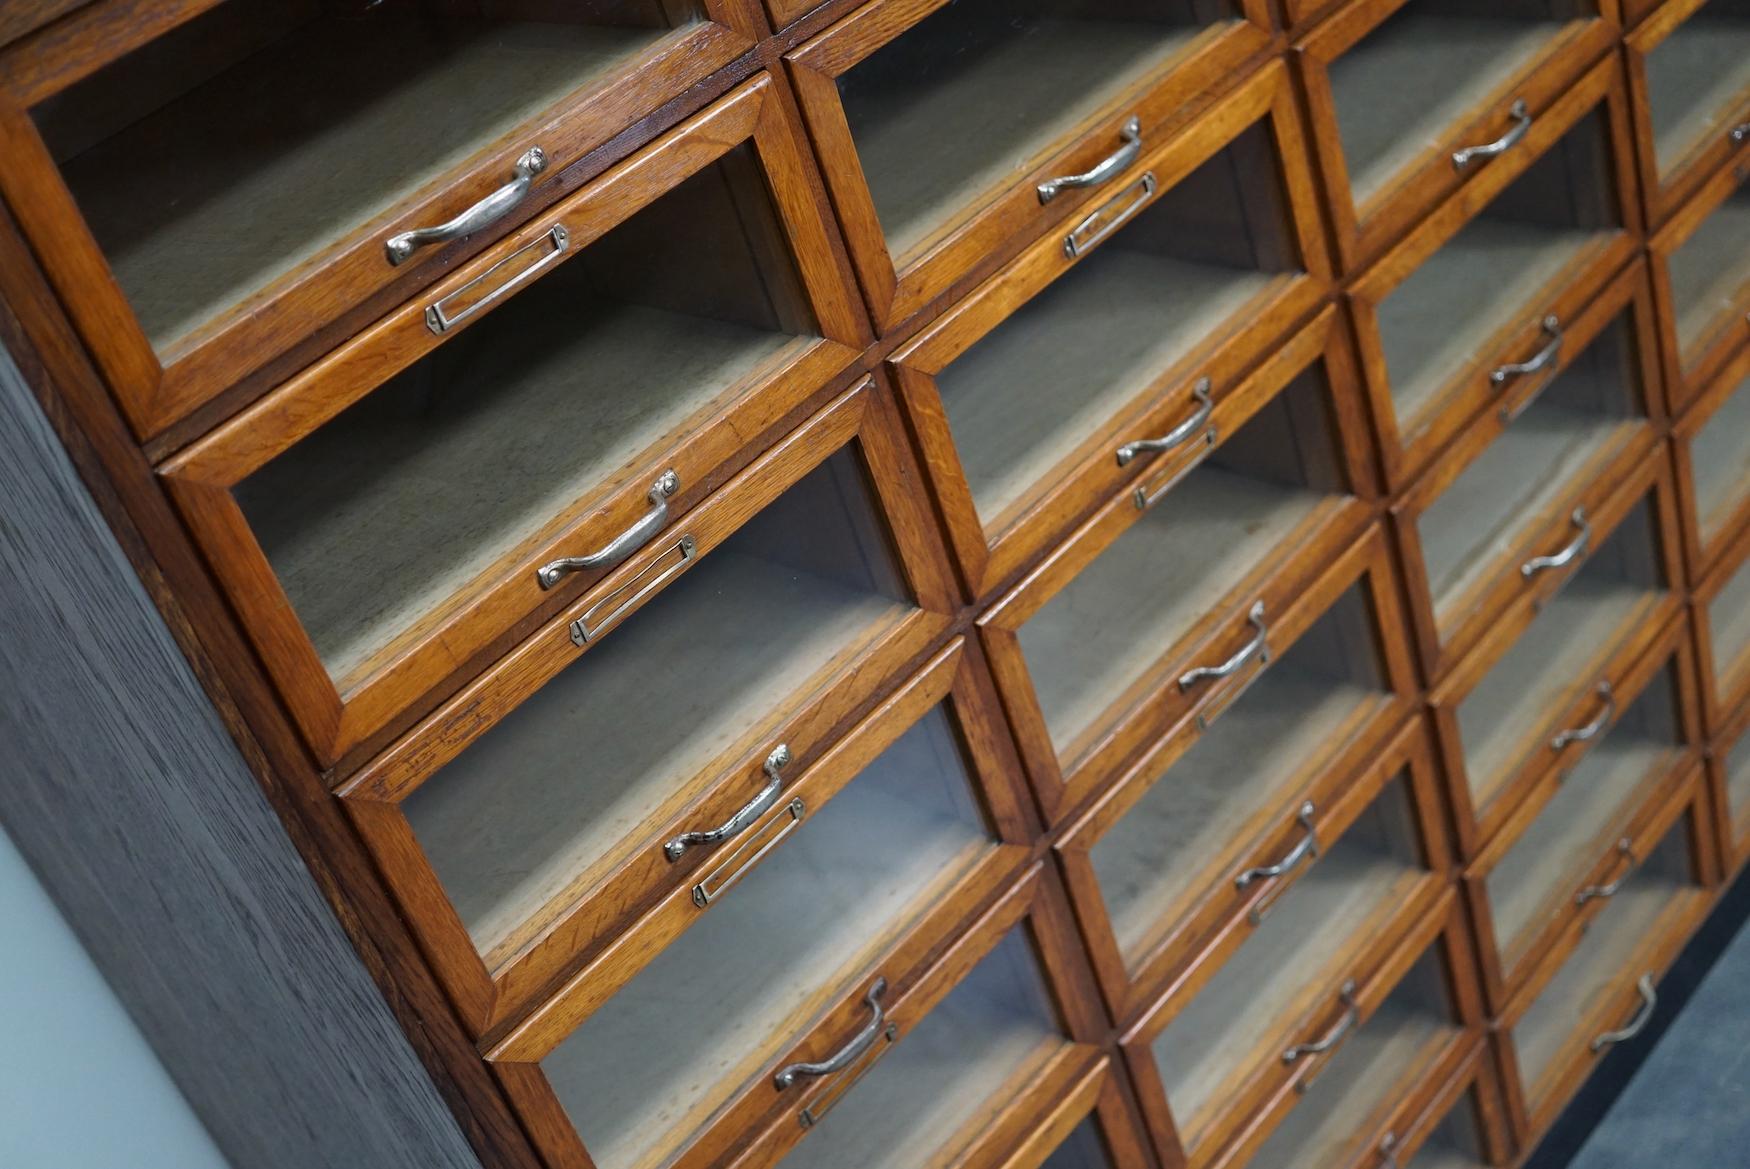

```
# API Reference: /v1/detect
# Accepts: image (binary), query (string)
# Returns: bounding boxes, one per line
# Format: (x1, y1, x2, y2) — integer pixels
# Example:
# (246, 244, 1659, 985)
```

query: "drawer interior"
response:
(30, 0, 712, 355)
(1375, 105, 1621, 427)
(933, 121, 1304, 528)
(1512, 811, 1696, 1098)
(1726, 731, 1750, 839)
(1399, 1080, 1494, 1169)
(1642, 0, 1750, 178)
(1690, 370, 1750, 543)
(402, 448, 914, 962)
(1015, 373, 1356, 757)
(1244, 942, 1465, 1169)
(1040, 1117, 1118, 1169)
(1326, 0, 1591, 206)
(233, 142, 818, 688)
(1666, 185, 1750, 361)
(1148, 768, 1430, 1145)
(1707, 549, 1750, 693)
(1417, 306, 1645, 630)
(833, 0, 1242, 259)
(1086, 587, 1404, 967)
(1455, 493, 1666, 809)
(1484, 658, 1686, 969)
(770, 924, 1073, 1169)
(539, 699, 999, 1169)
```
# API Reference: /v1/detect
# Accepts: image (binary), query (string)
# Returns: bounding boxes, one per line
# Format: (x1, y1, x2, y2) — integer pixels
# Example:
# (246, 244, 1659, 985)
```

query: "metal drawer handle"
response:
(1452, 100, 1532, 169)
(665, 744, 791, 862)
(538, 471, 679, 589)
(386, 146, 548, 265)
(1237, 802, 1318, 925)
(1575, 838, 1637, 907)
(1379, 1133, 1402, 1169)
(1180, 601, 1268, 692)
(1064, 172, 1156, 259)
(1117, 378, 1214, 466)
(775, 979, 891, 1089)
(1551, 681, 1614, 752)
(1491, 314, 1562, 387)
(1038, 116, 1143, 204)
(1590, 974, 1657, 1052)
(1521, 508, 1589, 579)
(1284, 979, 1359, 1076)
(1731, 123, 1750, 144)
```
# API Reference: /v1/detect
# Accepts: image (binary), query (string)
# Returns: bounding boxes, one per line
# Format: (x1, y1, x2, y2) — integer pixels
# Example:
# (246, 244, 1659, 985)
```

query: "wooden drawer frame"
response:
(1649, 152, 1750, 413)
(784, 0, 1283, 336)
(1341, 1037, 1516, 1169)
(1672, 338, 1750, 580)
(0, 0, 771, 441)
(1705, 693, 1750, 875)
(1694, 512, 1750, 733)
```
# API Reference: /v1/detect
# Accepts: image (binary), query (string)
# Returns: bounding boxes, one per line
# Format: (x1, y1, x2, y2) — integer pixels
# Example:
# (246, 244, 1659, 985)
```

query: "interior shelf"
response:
(1667, 188, 1750, 359)
(1690, 372, 1750, 542)
(402, 451, 912, 962)
(1643, 4, 1750, 177)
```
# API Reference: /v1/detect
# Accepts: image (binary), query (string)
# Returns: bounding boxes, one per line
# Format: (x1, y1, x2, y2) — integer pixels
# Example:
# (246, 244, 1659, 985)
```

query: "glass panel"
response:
(1089, 586, 1399, 964)
(1039, 1118, 1117, 1169)
(1016, 373, 1354, 757)
(1667, 186, 1750, 363)
(1708, 551, 1750, 686)
(1405, 1090, 1491, 1169)
(403, 449, 913, 959)
(1485, 661, 1685, 965)
(1456, 496, 1664, 809)
(1514, 817, 1693, 1094)
(1726, 731, 1750, 830)
(1149, 771, 1428, 1146)
(1245, 945, 1463, 1169)
(1376, 107, 1620, 426)
(1327, 0, 1591, 205)
(775, 926, 1069, 1169)
(934, 122, 1303, 526)
(541, 703, 996, 1169)
(835, 0, 1242, 258)
(1417, 308, 1644, 630)
(1691, 372, 1750, 544)
(235, 142, 819, 686)
(30, 0, 710, 354)
(1643, 0, 1750, 177)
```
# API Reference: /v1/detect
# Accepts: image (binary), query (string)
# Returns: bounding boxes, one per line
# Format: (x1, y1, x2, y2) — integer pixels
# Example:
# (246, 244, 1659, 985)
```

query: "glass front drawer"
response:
(1705, 544, 1750, 707)
(1662, 181, 1750, 372)
(1638, 0, 1750, 184)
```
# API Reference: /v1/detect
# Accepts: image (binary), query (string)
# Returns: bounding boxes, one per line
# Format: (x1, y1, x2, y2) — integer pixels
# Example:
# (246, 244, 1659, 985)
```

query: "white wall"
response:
(0, 823, 232, 1169)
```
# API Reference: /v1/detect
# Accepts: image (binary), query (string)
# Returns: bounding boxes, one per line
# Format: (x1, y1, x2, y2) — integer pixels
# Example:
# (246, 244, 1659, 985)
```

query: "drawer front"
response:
(339, 379, 960, 1036)
(161, 77, 875, 766)
(1497, 770, 1716, 1141)
(1430, 458, 1686, 855)
(0, 0, 766, 439)
(1650, 153, 1750, 410)
(1349, 55, 1642, 491)
(990, 1062, 1158, 1169)
(1394, 259, 1664, 683)
(786, 0, 1285, 333)
(1344, 1039, 1515, 1169)
(1626, 0, 1750, 229)
(1673, 341, 1750, 578)
(1697, 517, 1750, 729)
(1711, 702, 1750, 869)
(1298, 0, 1615, 273)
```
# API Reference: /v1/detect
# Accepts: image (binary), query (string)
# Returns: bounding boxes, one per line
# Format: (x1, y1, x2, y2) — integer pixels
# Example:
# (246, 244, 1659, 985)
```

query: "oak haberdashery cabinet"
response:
(2, 2, 1748, 1169)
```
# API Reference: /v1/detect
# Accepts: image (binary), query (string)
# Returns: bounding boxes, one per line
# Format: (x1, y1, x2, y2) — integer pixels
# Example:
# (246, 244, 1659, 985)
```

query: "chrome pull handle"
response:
(1180, 601, 1268, 692)
(1575, 838, 1637, 907)
(1452, 100, 1532, 169)
(1491, 314, 1562, 388)
(1237, 802, 1318, 925)
(1551, 681, 1614, 752)
(537, 470, 679, 589)
(775, 979, 891, 1089)
(1284, 980, 1359, 1085)
(1378, 1133, 1402, 1169)
(1732, 123, 1750, 144)
(1521, 508, 1589, 579)
(1590, 974, 1657, 1052)
(386, 146, 548, 265)
(1038, 116, 1143, 203)
(665, 744, 791, 862)
(1117, 379, 1214, 466)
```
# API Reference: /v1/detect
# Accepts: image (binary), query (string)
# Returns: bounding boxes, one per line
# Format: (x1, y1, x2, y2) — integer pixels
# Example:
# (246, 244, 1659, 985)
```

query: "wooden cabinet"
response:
(3, 5, 1747, 1169)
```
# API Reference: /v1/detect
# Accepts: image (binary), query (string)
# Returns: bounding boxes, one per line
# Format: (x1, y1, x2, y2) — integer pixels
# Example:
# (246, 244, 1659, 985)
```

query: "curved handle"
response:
(1551, 681, 1615, 751)
(775, 979, 890, 1089)
(537, 470, 679, 589)
(1038, 117, 1143, 204)
(1491, 315, 1563, 387)
(1180, 601, 1268, 692)
(1236, 802, 1319, 926)
(386, 146, 548, 265)
(1378, 1133, 1402, 1169)
(665, 744, 791, 862)
(1117, 379, 1214, 466)
(1521, 508, 1589, 579)
(1452, 100, 1532, 169)
(1284, 980, 1359, 1066)
(1732, 123, 1750, 144)
(1575, 838, 1637, 907)
(1590, 974, 1657, 1052)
